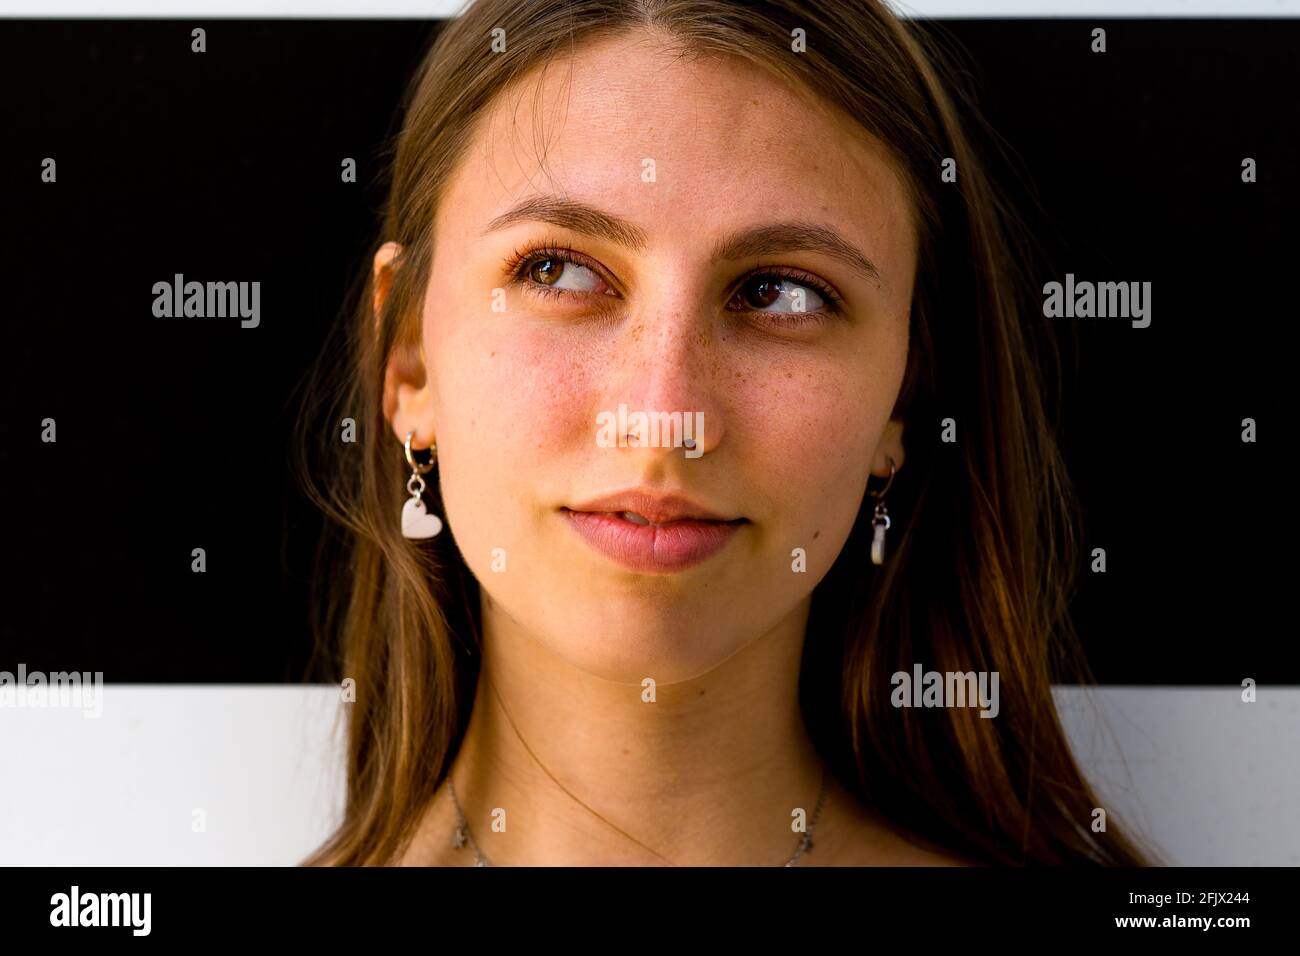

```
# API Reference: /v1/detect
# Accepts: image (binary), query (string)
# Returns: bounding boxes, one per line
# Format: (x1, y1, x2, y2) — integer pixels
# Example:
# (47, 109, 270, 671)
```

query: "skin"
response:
(377, 30, 961, 865)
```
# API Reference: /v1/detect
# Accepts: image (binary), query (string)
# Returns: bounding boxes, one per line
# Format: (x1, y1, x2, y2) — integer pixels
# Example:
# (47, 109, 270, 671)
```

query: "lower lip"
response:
(562, 509, 745, 573)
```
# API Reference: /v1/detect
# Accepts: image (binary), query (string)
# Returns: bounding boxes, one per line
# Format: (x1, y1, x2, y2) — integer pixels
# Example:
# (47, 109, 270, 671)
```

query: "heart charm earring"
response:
(401, 430, 443, 539)
(868, 456, 896, 566)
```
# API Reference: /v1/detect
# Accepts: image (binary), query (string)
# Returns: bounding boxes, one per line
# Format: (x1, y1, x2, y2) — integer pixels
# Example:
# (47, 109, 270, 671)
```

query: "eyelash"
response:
(501, 239, 847, 328)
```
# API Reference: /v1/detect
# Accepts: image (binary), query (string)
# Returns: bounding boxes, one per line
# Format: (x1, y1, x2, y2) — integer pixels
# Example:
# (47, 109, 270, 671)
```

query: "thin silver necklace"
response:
(448, 764, 830, 867)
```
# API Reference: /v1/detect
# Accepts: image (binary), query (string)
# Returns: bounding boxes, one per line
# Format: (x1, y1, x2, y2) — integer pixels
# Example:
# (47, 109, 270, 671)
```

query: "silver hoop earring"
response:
(401, 430, 443, 539)
(868, 456, 896, 566)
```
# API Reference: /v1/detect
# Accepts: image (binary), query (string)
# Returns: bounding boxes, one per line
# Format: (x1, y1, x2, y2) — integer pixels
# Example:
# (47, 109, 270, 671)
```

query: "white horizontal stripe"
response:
(1, 0, 1298, 18)
(0, 684, 1295, 864)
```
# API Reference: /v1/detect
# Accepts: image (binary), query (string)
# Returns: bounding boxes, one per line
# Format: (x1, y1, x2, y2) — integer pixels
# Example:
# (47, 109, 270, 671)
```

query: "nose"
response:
(604, 280, 726, 460)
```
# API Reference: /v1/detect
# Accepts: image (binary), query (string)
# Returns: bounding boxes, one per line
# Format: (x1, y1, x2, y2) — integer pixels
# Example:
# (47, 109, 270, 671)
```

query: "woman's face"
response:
(385, 32, 916, 683)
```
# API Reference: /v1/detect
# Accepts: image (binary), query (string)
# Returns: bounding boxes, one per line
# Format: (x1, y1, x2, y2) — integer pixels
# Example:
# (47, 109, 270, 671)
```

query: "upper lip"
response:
(566, 490, 744, 525)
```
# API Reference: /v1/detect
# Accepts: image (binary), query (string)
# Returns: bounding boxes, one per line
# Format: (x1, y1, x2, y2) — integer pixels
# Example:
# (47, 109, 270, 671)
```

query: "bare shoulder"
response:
(814, 779, 977, 867)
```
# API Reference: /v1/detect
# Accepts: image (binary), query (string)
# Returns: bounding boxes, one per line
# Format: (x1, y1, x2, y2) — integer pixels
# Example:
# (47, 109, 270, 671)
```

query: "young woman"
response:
(295, 0, 1153, 866)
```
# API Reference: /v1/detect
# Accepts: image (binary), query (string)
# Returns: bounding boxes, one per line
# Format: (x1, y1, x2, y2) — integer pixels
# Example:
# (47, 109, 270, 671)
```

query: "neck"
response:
(446, 592, 830, 865)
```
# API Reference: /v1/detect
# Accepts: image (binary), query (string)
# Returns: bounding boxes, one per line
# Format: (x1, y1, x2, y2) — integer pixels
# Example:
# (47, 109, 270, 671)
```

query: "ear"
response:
(373, 240, 402, 332)
(374, 240, 437, 448)
(872, 418, 905, 477)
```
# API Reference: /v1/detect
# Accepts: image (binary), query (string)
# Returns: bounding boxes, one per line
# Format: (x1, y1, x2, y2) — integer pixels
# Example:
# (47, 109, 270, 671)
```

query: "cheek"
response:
(731, 348, 894, 521)
(451, 333, 597, 447)
(426, 316, 597, 521)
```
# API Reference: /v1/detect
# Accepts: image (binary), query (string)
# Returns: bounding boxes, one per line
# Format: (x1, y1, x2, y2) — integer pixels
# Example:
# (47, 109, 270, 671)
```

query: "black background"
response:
(0, 19, 1293, 683)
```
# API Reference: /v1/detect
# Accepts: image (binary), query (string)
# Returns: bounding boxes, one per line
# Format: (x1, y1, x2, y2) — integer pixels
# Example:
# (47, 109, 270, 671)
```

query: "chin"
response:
(541, 603, 748, 685)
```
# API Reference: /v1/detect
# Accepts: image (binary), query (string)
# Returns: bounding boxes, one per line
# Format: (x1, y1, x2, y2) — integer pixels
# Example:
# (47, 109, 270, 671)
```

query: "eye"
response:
(503, 241, 617, 304)
(727, 269, 845, 330)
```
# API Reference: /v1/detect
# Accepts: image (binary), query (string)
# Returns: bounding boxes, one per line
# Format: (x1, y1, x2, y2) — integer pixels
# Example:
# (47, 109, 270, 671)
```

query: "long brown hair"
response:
(294, 0, 1156, 866)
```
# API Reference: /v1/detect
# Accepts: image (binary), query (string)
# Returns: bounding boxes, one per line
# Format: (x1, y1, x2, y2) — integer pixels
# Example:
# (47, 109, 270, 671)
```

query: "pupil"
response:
(748, 277, 782, 309)
(531, 259, 561, 284)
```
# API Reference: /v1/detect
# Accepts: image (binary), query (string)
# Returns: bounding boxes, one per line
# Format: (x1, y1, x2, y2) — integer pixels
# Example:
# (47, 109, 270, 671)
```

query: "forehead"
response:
(441, 31, 916, 279)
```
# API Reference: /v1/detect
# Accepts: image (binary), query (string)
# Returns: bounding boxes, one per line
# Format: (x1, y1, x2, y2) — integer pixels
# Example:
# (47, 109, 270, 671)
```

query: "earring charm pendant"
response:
(401, 482, 443, 539)
(868, 455, 897, 566)
(401, 430, 443, 539)
(870, 503, 891, 566)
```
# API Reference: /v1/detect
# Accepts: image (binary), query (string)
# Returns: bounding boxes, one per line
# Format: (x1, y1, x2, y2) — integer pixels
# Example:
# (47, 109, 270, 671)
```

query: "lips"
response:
(561, 493, 746, 573)
(566, 490, 741, 525)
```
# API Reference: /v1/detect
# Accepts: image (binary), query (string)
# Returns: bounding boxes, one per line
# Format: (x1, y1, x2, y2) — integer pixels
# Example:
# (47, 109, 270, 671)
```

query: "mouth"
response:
(560, 508, 748, 574)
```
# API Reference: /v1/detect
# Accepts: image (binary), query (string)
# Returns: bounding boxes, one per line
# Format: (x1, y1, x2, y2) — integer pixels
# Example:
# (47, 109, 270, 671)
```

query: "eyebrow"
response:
(483, 194, 883, 285)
